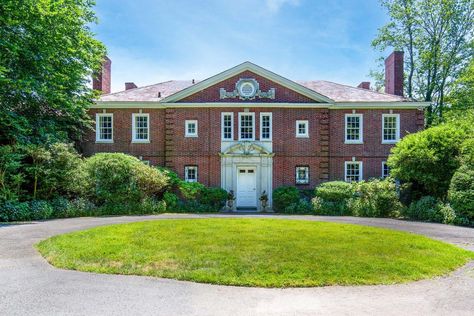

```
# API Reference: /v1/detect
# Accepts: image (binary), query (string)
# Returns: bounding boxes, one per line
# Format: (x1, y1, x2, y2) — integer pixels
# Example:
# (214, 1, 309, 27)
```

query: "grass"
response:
(36, 218, 474, 287)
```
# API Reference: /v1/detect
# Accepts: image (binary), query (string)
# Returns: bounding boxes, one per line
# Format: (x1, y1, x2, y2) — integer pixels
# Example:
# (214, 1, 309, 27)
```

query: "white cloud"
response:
(265, 0, 300, 13)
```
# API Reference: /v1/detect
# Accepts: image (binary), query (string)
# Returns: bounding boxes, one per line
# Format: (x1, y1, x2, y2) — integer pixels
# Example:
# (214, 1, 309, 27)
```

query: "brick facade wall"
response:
(179, 70, 317, 103)
(82, 106, 423, 188)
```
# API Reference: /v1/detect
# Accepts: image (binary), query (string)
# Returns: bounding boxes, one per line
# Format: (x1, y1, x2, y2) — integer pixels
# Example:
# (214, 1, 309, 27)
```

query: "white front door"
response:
(237, 168, 257, 208)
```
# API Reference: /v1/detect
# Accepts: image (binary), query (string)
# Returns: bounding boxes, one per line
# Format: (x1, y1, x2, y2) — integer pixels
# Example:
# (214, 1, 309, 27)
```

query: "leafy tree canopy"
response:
(0, 0, 106, 145)
(372, 0, 474, 124)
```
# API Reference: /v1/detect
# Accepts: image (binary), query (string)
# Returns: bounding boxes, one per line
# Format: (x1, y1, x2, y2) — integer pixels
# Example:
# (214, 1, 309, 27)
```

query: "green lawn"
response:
(36, 219, 474, 287)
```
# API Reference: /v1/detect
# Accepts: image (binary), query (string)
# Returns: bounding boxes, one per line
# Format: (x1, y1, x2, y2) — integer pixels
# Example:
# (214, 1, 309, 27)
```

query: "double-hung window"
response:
(96, 113, 113, 142)
(185, 120, 198, 137)
(132, 113, 149, 142)
(295, 166, 309, 184)
(382, 114, 400, 143)
(345, 114, 363, 143)
(382, 161, 390, 179)
(260, 113, 272, 141)
(239, 113, 255, 140)
(345, 161, 363, 182)
(221, 113, 233, 141)
(296, 120, 309, 138)
(184, 166, 198, 182)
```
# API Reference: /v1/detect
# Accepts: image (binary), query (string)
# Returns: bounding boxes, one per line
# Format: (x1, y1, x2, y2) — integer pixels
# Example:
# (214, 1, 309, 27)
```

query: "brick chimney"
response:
(125, 82, 137, 90)
(384, 51, 404, 96)
(357, 82, 371, 90)
(93, 56, 111, 94)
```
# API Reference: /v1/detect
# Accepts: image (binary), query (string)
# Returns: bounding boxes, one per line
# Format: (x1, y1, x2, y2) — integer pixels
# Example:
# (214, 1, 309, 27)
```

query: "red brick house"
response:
(83, 51, 427, 210)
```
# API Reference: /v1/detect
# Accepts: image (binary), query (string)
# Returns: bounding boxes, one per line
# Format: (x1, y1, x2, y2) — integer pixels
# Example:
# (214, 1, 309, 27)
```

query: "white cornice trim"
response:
(159, 61, 334, 103)
(92, 101, 428, 109)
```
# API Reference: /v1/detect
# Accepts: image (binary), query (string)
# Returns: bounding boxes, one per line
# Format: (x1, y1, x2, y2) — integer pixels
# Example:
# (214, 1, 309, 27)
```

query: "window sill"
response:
(296, 135, 309, 138)
(95, 140, 114, 144)
(382, 140, 398, 144)
(131, 140, 150, 144)
(345, 141, 364, 144)
(185, 135, 198, 138)
(238, 139, 255, 141)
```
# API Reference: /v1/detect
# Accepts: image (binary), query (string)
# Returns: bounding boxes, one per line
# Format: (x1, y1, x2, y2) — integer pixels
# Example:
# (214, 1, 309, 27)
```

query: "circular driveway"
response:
(1, 214, 473, 316)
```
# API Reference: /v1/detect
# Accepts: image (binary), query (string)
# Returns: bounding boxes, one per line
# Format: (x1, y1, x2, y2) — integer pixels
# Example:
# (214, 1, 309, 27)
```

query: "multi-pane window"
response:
(295, 166, 309, 184)
(132, 113, 149, 142)
(96, 113, 113, 142)
(222, 113, 233, 140)
(382, 161, 390, 179)
(185, 120, 198, 137)
(382, 114, 400, 143)
(184, 166, 198, 183)
(239, 113, 255, 140)
(260, 113, 272, 141)
(345, 161, 362, 182)
(345, 114, 363, 143)
(296, 120, 309, 137)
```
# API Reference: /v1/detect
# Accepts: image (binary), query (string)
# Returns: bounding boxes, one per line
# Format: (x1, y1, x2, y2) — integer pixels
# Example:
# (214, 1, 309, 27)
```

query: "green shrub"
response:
(29, 200, 53, 220)
(314, 181, 354, 215)
(163, 192, 179, 211)
(0, 200, 29, 221)
(133, 163, 169, 197)
(350, 179, 402, 217)
(69, 197, 96, 216)
(200, 187, 227, 209)
(84, 153, 168, 206)
(84, 153, 142, 204)
(0, 145, 25, 202)
(404, 196, 442, 222)
(388, 123, 468, 198)
(283, 199, 313, 214)
(438, 204, 457, 225)
(272, 186, 300, 212)
(448, 164, 474, 223)
(179, 181, 205, 200)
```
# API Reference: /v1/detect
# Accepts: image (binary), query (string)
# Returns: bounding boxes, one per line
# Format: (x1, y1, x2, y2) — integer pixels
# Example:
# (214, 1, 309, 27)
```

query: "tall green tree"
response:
(372, 0, 474, 125)
(445, 57, 474, 119)
(0, 0, 106, 145)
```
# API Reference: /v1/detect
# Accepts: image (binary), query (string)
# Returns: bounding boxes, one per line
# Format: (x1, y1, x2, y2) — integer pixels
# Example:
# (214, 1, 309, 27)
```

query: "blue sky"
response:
(93, 0, 390, 92)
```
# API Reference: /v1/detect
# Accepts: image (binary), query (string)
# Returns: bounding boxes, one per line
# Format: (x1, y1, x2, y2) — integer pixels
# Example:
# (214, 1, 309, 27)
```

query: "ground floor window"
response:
(382, 161, 390, 179)
(345, 161, 362, 182)
(184, 165, 198, 182)
(295, 166, 309, 184)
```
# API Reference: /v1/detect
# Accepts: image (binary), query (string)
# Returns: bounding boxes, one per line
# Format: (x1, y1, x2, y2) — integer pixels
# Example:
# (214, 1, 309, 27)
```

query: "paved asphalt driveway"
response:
(1, 214, 473, 316)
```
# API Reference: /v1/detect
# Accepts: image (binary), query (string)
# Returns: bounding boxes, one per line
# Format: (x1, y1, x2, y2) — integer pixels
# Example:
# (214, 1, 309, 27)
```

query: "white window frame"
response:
(344, 161, 363, 182)
(185, 120, 198, 137)
(221, 112, 234, 141)
(382, 161, 390, 179)
(238, 112, 255, 141)
(184, 165, 198, 183)
(295, 166, 310, 184)
(344, 114, 363, 144)
(296, 120, 309, 138)
(95, 113, 113, 143)
(382, 114, 400, 144)
(132, 113, 150, 143)
(260, 112, 272, 141)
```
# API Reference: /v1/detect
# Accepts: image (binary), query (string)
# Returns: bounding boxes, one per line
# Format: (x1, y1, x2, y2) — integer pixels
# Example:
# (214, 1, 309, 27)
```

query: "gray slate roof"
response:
(99, 79, 407, 103)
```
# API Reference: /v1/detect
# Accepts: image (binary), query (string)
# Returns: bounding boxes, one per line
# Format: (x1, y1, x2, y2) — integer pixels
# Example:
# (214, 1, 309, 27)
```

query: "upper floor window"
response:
(345, 161, 362, 182)
(296, 166, 309, 184)
(184, 165, 198, 182)
(239, 112, 255, 140)
(296, 120, 309, 138)
(132, 113, 149, 142)
(345, 114, 363, 143)
(221, 113, 233, 141)
(96, 113, 113, 142)
(382, 161, 390, 179)
(185, 120, 198, 137)
(260, 113, 272, 141)
(382, 114, 400, 143)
